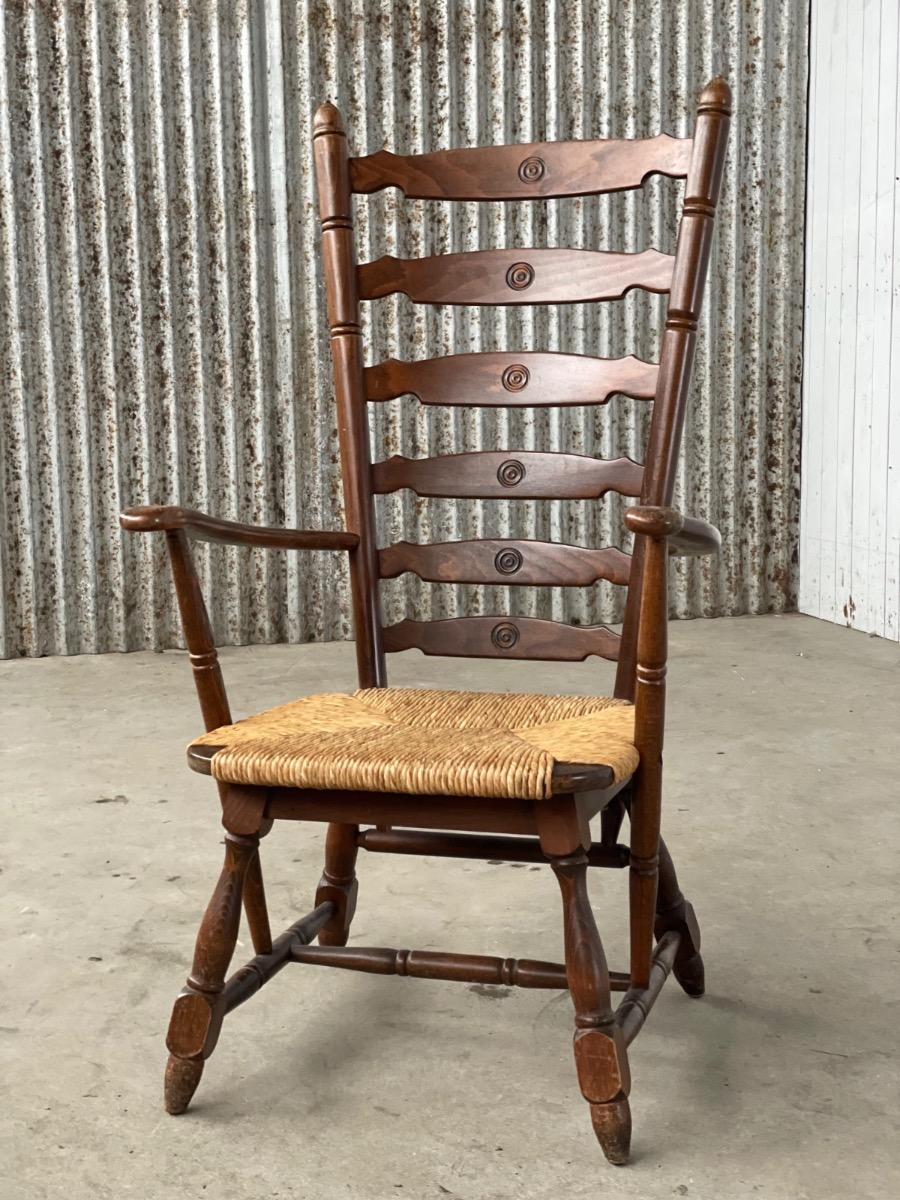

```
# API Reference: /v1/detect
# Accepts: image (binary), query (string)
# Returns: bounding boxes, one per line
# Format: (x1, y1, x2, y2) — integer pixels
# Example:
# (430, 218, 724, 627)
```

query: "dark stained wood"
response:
(242, 850, 272, 955)
(186, 743, 221, 771)
(614, 930, 681, 1045)
(120, 505, 358, 551)
(291, 943, 583, 989)
(549, 851, 632, 1164)
(372, 451, 643, 500)
(383, 615, 621, 662)
(314, 102, 386, 689)
(289, 942, 628, 992)
(123, 79, 732, 1166)
(219, 782, 270, 838)
(127, 524, 277, 958)
(267, 787, 539, 835)
(550, 772, 625, 801)
(534, 792, 592, 857)
(643, 82, 732, 508)
(654, 836, 705, 996)
(599, 792, 627, 849)
(359, 247, 675, 306)
(259, 785, 622, 835)
(314, 822, 359, 946)
(164, 831, 258, 1114)
(624, 504, 684, 539)
(163, 530, 232, 733)
(625, 504, 721, 559)
(673, 514, 721, 557)
(614, 540, 646, 701)
(624, 519, 669, 989)
(378, 539, 633, 587)
(617, 77, 732, 699)
(350, 133, 691, 200)
(223, 903, 335, 1014)
(364, 352, 658, 407)
(356, 827, 631, 869)
(314, 100, 389, 954)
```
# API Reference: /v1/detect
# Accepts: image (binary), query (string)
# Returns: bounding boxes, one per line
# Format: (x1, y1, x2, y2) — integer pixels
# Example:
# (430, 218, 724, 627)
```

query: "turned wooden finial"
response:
(698, 76, 732, 115)
(314, 102, 344, 137)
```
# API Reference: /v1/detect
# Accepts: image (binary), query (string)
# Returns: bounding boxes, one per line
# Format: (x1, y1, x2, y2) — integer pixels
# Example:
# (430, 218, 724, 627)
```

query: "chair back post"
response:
(314, 103, 386, 689)
(615, 78, 732, 701)
(619, 80, 732, 986)
(623, 510, 678, 988)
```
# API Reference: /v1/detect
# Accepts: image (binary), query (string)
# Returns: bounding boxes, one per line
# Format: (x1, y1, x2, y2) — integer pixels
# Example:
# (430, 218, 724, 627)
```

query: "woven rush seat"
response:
(191, 688, 638, 801)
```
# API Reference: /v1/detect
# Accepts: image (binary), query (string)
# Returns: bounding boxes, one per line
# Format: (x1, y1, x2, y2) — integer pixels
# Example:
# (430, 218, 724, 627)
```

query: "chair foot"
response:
(590, 1093, 632, 1165)
(548, 848, 633, 1165)
(673, 949, 705, 997)
(164, 1053, 204, 1115)
(163, 831, 257, 1113)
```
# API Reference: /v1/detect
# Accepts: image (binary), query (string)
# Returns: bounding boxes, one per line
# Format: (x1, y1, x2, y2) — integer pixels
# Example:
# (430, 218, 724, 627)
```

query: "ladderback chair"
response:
(121, 77, 731, 1166)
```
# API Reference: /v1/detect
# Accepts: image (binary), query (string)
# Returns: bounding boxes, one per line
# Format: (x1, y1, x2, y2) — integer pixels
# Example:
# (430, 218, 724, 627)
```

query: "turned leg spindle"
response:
(242, 848, 273, 955)
(164, 831, 258, 1114)
(552, 853, 632, 1165)
(315, 822, 360, 946)
(654, 836, 704, 996)
(599, 793, 627, 848)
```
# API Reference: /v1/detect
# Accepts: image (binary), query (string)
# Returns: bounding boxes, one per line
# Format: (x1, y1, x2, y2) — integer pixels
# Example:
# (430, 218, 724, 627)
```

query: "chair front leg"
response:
(164, 831, 258, 1114)
(552, 853, 632, 1165)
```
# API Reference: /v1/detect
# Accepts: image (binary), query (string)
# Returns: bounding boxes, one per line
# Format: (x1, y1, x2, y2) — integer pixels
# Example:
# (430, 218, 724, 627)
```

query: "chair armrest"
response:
(624, 505, 721, 557)
(120, 505, 359, 552)
(120, 506, 357, 733)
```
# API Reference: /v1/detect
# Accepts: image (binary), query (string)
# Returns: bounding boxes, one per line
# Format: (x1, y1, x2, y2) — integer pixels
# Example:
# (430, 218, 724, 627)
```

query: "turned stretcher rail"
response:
(223, 902, 335, 1014)
(615, 931, 681, 1044)
(290, 943, 633, 991)
(356, 827, 631, 868)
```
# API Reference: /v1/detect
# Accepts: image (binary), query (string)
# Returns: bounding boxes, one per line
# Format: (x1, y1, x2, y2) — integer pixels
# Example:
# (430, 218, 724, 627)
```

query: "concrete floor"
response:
(1, 613, 898, 1199)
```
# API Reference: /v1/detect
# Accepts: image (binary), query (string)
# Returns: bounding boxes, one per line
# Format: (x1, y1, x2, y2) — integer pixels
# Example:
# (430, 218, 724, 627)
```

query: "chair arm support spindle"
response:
(120, 506, 358, 731)
(164, 529, 232, 732)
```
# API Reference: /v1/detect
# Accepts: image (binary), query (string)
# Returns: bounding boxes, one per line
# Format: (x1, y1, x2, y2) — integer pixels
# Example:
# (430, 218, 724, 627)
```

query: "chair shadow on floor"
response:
(181, 966, 821, 1128)
(162, 910, 837, 1175)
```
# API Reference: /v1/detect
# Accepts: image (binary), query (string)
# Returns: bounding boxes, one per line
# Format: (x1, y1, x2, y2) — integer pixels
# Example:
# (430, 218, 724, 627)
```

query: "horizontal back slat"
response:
(313, 82, 732, 692)
(349, 134, 692, 201)
(379, 539, 633, 587)
(383, 616, 621, 662)
(358, 248, 674, 306)
(364, 352, 658, 407)
(372, 451, 643, 500)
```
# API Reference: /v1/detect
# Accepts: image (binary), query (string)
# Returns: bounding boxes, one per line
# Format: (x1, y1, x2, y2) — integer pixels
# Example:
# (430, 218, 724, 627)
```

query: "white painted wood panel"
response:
(802, 0, 900, 639)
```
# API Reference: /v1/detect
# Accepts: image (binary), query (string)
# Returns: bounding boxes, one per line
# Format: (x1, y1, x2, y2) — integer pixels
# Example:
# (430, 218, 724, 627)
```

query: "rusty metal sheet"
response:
(0, 0, 807, 657)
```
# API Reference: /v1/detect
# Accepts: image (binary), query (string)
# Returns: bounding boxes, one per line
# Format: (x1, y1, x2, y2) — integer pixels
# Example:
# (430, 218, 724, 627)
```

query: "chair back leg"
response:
(654, 835, 705, 996)
(315, 822, 360, 946)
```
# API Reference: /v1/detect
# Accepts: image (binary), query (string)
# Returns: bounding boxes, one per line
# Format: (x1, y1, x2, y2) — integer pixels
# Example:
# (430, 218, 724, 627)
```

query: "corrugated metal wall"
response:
(0, 0, 807, 659)
(801, 0, 899, 641)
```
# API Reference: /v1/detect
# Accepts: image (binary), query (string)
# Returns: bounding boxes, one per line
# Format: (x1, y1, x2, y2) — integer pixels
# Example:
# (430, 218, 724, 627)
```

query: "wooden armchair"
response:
(121, 77, 730, 1165)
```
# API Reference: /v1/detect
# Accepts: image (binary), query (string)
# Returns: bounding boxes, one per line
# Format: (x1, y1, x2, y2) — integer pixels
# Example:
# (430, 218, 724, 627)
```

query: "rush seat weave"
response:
(192, 688, 638, 800)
